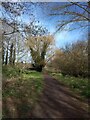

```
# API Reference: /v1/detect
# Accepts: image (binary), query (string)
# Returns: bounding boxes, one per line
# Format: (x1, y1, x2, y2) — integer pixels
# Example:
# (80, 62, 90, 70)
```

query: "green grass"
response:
(51, 73, 89, 99)
(2, 65, 43, 118)
(2, 65, 21, 78)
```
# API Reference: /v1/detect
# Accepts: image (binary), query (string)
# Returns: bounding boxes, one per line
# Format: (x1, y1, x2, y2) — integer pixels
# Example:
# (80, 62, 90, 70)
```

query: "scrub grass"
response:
(51, 73, 89, 99)
(2, 65, 43, 118)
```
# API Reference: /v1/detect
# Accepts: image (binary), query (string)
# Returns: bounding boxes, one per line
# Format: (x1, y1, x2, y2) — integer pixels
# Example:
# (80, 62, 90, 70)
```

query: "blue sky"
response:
(19, 2, 88, 48)
(1, 2, 88, 48)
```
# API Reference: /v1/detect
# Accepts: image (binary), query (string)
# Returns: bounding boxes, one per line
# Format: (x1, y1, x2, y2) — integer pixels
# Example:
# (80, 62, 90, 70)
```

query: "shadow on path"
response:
(32, 74, 89, 119)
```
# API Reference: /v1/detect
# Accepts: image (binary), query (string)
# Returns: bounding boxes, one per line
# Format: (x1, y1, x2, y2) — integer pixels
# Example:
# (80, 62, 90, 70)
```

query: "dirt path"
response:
(31, 74, 89, 119)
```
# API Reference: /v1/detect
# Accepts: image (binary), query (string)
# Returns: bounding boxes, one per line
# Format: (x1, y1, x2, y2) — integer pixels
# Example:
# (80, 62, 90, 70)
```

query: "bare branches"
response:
(52, 3, 74, 10)
(51, 2, 89, 32)
(70, 1, 90, 14)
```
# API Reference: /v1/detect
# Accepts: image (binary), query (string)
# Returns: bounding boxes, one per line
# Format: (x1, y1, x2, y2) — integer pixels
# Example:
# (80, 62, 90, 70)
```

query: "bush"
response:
(2, 65, 21, 78)
(50, 40, 88, 77)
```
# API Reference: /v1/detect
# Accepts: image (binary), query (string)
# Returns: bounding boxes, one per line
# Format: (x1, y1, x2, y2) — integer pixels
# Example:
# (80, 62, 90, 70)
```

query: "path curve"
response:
(32, 74, 89, 119)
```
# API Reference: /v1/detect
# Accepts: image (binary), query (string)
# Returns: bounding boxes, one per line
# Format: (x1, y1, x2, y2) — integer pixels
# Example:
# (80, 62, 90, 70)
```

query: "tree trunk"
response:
(35, 65, 43, 72)
(9, 43, 13, 65)
(13, 48, 16, 65)
(5, 46, 8, 65)
(2, 44, 5, 65)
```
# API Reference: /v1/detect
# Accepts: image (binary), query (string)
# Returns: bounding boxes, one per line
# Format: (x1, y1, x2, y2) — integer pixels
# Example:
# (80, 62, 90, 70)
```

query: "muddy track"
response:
(31, 75, 89, 119)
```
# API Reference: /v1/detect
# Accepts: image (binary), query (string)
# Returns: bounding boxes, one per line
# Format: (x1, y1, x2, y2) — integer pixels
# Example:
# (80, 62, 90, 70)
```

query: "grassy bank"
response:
(2, 65, 43, 118)
(51, 73, 89, 99)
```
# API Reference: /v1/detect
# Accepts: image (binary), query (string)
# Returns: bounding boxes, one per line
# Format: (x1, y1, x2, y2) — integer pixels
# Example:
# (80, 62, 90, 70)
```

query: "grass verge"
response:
(2, 65, 43, 118)
(51, 73, 90, 99)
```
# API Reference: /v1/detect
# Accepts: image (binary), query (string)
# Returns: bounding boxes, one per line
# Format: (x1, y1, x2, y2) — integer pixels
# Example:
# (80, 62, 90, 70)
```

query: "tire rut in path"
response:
(32, 75, 89, 119)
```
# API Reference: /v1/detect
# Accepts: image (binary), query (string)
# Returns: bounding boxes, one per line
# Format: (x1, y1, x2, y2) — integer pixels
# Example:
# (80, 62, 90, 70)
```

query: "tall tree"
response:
(27, 35, 54, 72)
